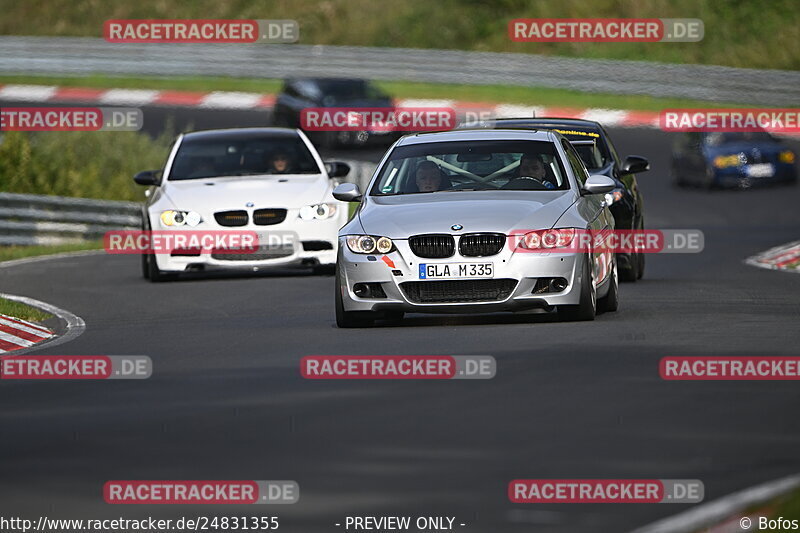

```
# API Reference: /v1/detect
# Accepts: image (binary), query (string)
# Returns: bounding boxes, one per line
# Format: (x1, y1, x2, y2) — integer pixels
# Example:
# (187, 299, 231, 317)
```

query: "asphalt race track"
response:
(1, 102, 800, 532)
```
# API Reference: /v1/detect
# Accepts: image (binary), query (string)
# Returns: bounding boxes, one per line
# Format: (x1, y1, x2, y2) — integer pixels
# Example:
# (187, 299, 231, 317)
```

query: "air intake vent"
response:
(253, 208, 287, 225)
(409, 234, 455, 258)
(401, 279, 517, 303)
(214, 210, 248, 227)
(459, 233, 506, 257)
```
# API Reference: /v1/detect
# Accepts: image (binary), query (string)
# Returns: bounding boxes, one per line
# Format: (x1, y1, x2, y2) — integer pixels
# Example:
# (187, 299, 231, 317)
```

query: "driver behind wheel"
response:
(517, 153, 557, 189)
(414, 161, 449, 192)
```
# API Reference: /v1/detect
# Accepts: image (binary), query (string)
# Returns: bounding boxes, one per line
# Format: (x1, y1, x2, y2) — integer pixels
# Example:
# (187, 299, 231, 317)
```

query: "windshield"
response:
(316, 80, 388, 102)
(370, 140, 570, 195)
(169, 135, 321, 180)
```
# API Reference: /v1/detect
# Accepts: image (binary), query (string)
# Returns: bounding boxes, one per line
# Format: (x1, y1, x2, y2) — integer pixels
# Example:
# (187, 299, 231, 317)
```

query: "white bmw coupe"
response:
(133, 128, 350, 281)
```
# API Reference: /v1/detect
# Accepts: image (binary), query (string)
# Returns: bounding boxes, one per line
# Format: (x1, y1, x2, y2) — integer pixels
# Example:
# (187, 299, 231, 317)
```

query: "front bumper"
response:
(337, 238, 583, 314)
(713, 164, 797, 188)
(151, 217, 340, 272)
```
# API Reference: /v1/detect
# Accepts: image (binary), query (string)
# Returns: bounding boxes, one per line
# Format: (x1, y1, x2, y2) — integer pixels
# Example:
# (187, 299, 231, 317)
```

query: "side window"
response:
(562, 139, 589, 186)
(601, 126, 621, 166)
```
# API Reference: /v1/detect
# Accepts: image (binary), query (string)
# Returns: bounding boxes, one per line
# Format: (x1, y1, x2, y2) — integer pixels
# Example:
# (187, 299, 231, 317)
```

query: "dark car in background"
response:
(480, 118, 649, 281)
(672, 131, 797, 189)
(273, 77, 398, 148)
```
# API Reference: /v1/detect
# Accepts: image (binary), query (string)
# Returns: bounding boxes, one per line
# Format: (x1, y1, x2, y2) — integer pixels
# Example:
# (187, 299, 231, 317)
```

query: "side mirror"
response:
(325, 161, 351, 178)
(134, 170, 161, 186)
(621, 155, 650, 174)
(332, 182, 362, 202)
(581, 174, 616, 195)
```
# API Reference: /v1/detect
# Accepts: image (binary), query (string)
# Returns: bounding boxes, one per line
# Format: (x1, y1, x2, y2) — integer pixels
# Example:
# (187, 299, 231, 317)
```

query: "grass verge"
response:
(0, 241, 104, 263)
(0, 298, 52, 323)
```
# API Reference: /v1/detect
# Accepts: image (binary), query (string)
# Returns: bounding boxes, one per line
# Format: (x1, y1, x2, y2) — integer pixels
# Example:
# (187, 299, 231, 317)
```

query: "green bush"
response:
(0, 130, 171, 201)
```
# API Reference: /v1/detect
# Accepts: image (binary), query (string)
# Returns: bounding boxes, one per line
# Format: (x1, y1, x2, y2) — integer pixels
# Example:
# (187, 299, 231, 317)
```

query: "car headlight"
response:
(160, 210, 202, 227)
(299, 203, 338, 220)
(518, 229, 576, 250)
(604, 189, 625, 205)
(780, 150, 796, 164)
(346, 235, 394, 254)
(713, 154, 742, 168)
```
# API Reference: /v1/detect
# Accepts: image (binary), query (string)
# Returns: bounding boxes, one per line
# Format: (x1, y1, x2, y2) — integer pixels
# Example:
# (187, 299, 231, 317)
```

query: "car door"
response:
(562, 139, 613, 286)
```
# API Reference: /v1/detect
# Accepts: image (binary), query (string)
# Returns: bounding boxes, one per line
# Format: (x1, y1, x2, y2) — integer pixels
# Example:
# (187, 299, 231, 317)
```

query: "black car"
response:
(273, 77, 398, 148)
(484, 117, 649, 281)
(672, 131, 797, 189)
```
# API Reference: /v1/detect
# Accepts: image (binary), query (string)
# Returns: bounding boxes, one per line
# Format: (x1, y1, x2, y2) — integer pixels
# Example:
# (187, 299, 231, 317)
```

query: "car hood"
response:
(162, 175, 331, 211)
(357, 191, 576, 239)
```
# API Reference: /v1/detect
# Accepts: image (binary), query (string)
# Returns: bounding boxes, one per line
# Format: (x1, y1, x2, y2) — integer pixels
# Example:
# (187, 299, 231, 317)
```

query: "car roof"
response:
(285, 77, 367, 85)
(396, 128, 560, 146)
(181, 127, 301, 142)
(493, 117, 603, 130)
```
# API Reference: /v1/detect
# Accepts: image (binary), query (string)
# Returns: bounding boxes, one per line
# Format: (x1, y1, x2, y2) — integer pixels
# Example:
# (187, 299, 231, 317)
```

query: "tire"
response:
(147, 254, 177, 283)
(598, 259, 619, 313)
(141, 252, 150, 279)
(636, 250, 645, 279)
(619, 252, 638, 282)
(334, 265, 375, 328)
(557, 255, 596, 321)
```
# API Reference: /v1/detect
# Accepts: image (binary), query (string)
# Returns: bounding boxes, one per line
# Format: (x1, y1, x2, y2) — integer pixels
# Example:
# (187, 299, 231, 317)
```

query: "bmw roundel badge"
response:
(451, 224, 463, 231)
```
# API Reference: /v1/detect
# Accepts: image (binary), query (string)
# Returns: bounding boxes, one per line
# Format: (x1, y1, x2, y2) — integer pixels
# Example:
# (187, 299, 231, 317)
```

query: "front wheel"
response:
(557, 255, 596, 321)
(636, 250, 645, 279)
(619, 252, 638, 282)
(147, 254, 177, 283)
(598, 259, 619, 313)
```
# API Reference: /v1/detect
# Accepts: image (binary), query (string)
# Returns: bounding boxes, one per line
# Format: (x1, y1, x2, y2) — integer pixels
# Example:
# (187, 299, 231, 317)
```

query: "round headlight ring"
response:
(358, 236, 376, 253)
(376, 237, 393, 253)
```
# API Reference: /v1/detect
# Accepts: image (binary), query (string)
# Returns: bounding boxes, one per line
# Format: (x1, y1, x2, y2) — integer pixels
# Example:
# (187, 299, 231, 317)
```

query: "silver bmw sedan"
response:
(332, 129, 619, 327)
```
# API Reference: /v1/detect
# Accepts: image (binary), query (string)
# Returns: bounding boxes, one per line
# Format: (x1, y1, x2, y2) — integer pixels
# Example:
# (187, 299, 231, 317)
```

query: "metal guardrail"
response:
(0, 36, 798, 106)
(0, 192, 141, 246)
(0, 161, 375, 247)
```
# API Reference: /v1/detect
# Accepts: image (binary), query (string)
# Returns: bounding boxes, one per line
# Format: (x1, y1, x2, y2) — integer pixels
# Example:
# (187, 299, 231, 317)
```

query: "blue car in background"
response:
(672, 131, 797, 189)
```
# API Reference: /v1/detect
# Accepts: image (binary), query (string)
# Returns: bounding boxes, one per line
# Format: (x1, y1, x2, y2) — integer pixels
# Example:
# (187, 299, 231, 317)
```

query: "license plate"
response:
(419, 262, 493, 279)
(745, 163, 774, 178)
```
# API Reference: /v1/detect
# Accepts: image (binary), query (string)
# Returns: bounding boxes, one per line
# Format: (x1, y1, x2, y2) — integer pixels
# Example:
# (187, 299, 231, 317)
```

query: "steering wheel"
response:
(502, 176, 555, 190)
